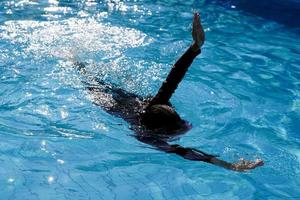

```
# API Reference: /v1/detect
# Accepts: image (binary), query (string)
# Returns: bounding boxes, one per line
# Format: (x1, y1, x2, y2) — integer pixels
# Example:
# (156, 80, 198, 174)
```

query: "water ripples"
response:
(1, 0, 300, 199)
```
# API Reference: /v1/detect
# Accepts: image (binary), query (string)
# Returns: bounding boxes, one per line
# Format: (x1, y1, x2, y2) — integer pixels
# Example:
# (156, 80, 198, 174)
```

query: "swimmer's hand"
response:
(192, 12, 205, 51)
(232, 158, 264, 172)
(209, 157, 264, 172)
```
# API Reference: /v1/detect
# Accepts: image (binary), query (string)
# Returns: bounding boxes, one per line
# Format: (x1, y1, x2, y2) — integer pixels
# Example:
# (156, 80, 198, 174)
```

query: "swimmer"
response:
(76, 12, 264, 172)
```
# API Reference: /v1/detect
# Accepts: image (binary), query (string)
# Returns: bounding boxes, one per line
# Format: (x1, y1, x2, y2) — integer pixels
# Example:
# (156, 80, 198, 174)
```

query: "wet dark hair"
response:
(141, 104, 187, 131)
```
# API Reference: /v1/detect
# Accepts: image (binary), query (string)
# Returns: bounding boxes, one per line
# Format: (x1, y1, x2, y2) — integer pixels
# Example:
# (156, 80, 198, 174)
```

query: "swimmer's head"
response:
(141, 104, 190, 131)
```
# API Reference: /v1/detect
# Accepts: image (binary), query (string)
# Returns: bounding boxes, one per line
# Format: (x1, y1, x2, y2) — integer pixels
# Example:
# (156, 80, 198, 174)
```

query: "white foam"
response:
(0, 17, 152, 60)
(0, 17, 162, 95)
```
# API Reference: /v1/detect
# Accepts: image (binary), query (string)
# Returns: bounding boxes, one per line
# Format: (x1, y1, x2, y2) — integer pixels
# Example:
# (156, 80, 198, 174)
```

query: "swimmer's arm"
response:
(149, 45, 201, 105)
(167, 145, 263, 172)
(208, 157, 264, 172)
(149, 13, 204, 106)
(136, 136, 263, 171)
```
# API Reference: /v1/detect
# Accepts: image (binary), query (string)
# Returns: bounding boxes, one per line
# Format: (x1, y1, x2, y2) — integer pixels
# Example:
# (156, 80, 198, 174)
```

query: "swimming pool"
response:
(1, 0, 300, 199)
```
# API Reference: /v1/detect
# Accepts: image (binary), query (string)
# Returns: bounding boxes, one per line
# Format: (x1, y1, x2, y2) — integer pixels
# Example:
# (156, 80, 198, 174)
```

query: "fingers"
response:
(255, 159, 264, 166)
(192, 12, 205, 47)
(194, 12, 198, 22)
(244, 159, 264, 170)
(193, 16, 198, 30)
(193, 12, 200, 23)
(193, 14, 197, 27)
(193, 13, 201, 31)
(234, 158, 264, 172)
(192, 13, 197, 35)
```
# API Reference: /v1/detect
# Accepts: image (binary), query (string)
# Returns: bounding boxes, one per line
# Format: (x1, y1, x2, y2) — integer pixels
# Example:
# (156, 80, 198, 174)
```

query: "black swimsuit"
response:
(79, 45, 214, 162)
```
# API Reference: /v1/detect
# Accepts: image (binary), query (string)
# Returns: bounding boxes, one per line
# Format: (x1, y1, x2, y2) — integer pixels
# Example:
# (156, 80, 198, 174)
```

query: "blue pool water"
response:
(1, 0, 300, 199)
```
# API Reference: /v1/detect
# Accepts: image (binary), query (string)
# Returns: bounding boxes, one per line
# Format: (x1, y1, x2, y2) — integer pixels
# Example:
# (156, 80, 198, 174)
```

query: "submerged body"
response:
(85, 45, 200, 134)
(79, 45, 216, 165)
(77, 13, 263, 171)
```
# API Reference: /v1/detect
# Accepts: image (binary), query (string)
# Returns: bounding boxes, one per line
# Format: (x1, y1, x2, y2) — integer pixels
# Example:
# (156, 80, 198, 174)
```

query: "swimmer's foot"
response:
(232, 158, 264, 172)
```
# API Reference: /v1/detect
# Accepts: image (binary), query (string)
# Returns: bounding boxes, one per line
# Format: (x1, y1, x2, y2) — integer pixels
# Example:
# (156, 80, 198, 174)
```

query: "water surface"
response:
(0, 0, 300, 199)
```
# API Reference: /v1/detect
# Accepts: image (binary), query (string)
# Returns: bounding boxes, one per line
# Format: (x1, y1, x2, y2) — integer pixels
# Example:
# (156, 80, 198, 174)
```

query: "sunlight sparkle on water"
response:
(7, 178, 15, 184)
(47, 176, 54, 184)
(57, 159, 65, 165)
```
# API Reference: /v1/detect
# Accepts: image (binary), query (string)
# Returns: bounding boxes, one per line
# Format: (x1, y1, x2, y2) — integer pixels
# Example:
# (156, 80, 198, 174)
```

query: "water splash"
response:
(0, 17, 152, 60)
(0, 16, 164, 95)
